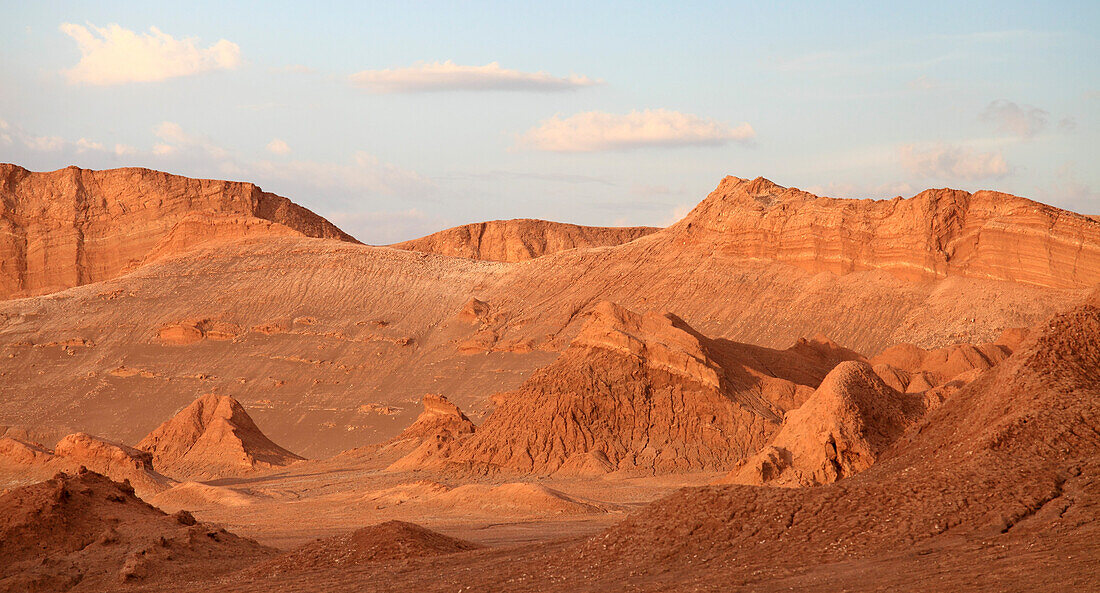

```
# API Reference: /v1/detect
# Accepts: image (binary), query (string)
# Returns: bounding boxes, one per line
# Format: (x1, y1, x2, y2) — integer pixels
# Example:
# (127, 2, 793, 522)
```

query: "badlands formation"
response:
(0, 164, 1098, 592)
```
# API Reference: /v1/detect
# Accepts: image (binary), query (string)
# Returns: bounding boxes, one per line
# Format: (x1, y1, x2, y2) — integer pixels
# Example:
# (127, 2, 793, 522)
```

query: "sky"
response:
(1, 1, 1098, 243)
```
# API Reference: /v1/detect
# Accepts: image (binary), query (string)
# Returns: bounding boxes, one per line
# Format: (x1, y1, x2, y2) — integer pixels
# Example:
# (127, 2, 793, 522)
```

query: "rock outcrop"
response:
(136, 394, 303, 480)
(390, 219, 658, 262)
(386, 395, 475, 472)
(0, 469, 274, 591)
(411, 301, 862, 475)
(0, 164, 357, 299)
(0, 432, 173, 498)
(670, 176, 1100, 289)
(720, 361, 925, 487)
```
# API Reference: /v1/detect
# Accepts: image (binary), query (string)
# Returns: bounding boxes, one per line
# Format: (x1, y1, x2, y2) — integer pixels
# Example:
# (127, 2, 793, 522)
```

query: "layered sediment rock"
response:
(670, 176, 1100, 289)
(0, 164, 356, 299)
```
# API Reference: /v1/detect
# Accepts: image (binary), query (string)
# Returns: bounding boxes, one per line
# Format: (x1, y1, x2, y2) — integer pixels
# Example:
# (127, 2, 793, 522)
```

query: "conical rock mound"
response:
(721, 361, 925, 487)
(136, 394, 303, 480)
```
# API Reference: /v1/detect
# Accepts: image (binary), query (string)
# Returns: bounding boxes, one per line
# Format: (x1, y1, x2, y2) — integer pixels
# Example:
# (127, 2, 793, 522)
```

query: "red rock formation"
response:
(0, 469, 274, 591)
(390, 219, 658, 262)
(670, 176, 1100, 289)
(387, 395, 475, 472)
(0, 432, 173, 498)
(418, 301, 862, 475)
(720, 361, 925, 487)
(136, 394, 303, 480)
(0, 164, 357, 299)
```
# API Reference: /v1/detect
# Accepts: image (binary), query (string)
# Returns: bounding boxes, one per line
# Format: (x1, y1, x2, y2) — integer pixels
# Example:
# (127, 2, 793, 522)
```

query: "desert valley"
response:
(0, 163, 1098, 591)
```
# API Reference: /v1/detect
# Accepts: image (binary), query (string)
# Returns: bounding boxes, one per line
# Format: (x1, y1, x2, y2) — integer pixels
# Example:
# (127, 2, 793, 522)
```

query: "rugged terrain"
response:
(1, 168, 1093, 459)
(0, 164, 1097, 592)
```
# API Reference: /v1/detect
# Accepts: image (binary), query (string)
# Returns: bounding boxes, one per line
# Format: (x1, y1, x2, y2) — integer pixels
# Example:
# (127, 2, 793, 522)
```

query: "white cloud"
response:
(898, 144, 1009, 181)
(60, 23, 241, 85)
(266, 138, 291, 155)
(519, 109, 756, 152)
(906, 75, 942, 91)
(75, 138, 104, 152)
(24, 135, 66, 151)
(979, 100, 1048, 139)
(349, 60, 599, 93)
(0, 118, 10, 145)
(664, 203, 694, 225)
(153, 121, 229, 159)
(114, 143, 137, 156)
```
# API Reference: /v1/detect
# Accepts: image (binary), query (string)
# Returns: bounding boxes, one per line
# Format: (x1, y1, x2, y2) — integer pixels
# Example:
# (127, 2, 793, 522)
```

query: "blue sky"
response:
(1, 1, 1097, 242)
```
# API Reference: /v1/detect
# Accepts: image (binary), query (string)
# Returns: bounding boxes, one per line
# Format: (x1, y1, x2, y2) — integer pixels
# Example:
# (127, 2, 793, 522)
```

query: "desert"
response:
(2, 4, 1099, 591)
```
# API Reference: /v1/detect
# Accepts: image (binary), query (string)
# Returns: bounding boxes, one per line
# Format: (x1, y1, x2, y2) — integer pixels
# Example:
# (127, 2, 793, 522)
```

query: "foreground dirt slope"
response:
(390, 219, 658, 261)
(0, 164, 356, 299)
(0, 173, 1093, 457)
(0, 469, 274, 593)
(155, 288, 1100, 593)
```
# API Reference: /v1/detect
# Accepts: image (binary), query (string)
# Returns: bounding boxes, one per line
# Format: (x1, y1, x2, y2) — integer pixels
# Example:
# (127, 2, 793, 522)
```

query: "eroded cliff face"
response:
(390, 219, 658, 262)
(0, 164, 357, 299)
(669, 176, 1100, 289)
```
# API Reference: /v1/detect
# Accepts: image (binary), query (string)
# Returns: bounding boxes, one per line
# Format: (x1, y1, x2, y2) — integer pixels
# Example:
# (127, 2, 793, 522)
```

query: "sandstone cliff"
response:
(0, 164, 357, 299)
(390, 219, 658, 262)
(670, 176, 1100, 289)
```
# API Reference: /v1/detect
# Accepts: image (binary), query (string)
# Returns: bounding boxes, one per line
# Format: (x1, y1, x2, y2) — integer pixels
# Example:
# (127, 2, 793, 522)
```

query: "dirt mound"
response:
(136, 394, 303, 480)
(0, 164, 356, 300)
(413, 301, 862, 475)
(670, 175, 1100, 289)
(391, 219, 658, 262)
(244, 520, 480, 578)
(871, 339, 1012, 392)
(0, 432, 173, 498)
(721, 361, 925, 486)
(0, 469, 273, 592)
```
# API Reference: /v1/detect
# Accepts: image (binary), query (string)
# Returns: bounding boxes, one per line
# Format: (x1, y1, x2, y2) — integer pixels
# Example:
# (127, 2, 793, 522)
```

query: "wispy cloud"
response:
(349, 61, 600, 93)
(898, 143, 1009, 181)
(519, 109, 755, 152)
(59, 23, 241, 85)
(266, 139, 291, 155)
(979, 100, 1049, 139)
